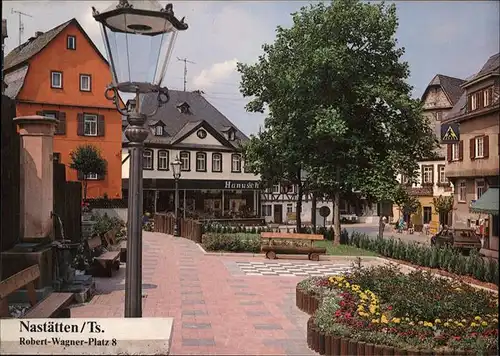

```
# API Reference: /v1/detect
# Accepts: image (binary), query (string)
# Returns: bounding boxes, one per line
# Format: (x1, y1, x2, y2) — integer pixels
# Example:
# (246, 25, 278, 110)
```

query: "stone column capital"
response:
(14, 115, 59, 136)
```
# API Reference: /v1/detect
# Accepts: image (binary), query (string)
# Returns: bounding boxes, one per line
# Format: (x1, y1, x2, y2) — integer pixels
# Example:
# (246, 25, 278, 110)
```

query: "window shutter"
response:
(430, 166, 434, 184)
(484, 135, 489, 158)
(420, 166, 424, 185)
(77, 171, 84, 180)
(459, 140, 463, 161)
(77, 114, 84, 136)
(467, 95, 472, 111)
(36, 111, 43, 116)
(56, 112, 66, 135)
(469, 138, 475, 160)
(447, 144, 452, 162)
(97, 115, 105, 137)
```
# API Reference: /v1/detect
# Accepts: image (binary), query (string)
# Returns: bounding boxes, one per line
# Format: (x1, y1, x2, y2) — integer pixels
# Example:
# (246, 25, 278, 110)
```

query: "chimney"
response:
(35, 31, 44, 38)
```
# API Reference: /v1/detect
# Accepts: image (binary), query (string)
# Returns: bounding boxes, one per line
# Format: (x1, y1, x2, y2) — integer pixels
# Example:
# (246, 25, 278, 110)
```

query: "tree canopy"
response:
(238, 0, 437, 239)
(69, 144, 107, 202)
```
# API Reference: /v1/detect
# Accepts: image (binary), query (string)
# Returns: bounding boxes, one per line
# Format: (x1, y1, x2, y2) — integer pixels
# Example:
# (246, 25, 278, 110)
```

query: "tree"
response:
(432, 195, 454, 226)
(69, 144, 107, 202)
(238, 0, 437, 243)
(402, 195, 421, 224)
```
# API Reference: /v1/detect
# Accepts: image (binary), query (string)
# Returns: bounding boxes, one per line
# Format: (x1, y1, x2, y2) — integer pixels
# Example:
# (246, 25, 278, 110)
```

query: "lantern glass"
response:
(171, 157, 181, 178)
(94, 1, 186, 93)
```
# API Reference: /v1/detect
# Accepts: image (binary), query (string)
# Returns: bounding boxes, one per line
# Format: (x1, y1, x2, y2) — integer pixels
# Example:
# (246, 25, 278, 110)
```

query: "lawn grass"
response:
(314, 240, 379, 256)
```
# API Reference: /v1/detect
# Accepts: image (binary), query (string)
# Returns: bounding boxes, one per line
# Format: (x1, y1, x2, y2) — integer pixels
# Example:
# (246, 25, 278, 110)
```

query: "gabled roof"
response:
(123, 90, 249, 149)
(4, 18, 108, 73)
(421, 74, 465, 106)
(4, 65, 29, 99)
(463, 53, 500, 87)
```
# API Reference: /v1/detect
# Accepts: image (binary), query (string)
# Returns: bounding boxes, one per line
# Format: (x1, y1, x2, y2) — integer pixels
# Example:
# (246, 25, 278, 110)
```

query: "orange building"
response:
(4, 18, 122, 199)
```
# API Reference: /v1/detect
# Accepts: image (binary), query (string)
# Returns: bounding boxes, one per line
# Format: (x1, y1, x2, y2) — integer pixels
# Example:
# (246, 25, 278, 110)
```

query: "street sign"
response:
(441, 122, 460, 143)
(319, 206, 331, 217)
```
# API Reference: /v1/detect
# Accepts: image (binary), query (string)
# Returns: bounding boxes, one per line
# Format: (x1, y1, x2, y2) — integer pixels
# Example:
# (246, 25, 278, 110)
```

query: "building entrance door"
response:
(274, 204, 283, 224)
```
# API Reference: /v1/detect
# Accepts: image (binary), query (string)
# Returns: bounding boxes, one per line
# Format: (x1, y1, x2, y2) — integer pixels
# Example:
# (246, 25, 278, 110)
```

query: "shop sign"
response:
(224, 180, 259, 190)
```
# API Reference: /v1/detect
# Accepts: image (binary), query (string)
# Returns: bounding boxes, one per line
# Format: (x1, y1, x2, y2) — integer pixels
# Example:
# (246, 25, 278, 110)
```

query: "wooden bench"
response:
(87, 235, 120, 277)
(103, 228, 127, 263)
(260, 232, 327, 261)
(0, 265, 73, 318)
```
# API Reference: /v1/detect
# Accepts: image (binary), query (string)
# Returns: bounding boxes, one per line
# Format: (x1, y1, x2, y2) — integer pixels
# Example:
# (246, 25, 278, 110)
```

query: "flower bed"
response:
(297, 265, 498, 355)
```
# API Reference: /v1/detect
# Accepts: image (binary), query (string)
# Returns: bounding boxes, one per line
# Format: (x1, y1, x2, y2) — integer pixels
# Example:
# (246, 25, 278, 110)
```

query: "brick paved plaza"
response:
(70, 232, 381, 355)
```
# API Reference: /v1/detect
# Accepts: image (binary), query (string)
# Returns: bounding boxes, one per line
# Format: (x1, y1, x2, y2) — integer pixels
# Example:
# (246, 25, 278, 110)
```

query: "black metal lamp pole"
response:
(171, 157, 181, 237)
(93, 0, 187, 318)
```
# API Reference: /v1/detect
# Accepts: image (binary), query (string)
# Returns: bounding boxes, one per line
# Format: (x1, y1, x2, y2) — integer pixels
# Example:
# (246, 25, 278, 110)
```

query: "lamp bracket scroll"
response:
(105, 85, 129, 116)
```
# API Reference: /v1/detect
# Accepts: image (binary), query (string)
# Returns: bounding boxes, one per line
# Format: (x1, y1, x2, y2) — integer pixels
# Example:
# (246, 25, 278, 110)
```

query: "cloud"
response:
(192, 59, 238, 90)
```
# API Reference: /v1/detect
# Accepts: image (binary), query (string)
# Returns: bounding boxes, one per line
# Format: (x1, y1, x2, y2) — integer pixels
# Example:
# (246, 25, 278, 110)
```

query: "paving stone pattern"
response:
(231, 261, 353, 277)
(70, 232, 332, 355)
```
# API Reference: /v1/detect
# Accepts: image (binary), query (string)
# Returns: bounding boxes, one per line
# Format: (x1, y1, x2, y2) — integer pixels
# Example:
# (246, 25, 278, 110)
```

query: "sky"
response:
(2, 1, 499, 136)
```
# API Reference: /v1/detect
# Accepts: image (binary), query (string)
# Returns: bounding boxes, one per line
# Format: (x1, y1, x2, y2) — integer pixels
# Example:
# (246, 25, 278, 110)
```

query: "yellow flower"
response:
(435, 319, 441, 324)
(359, 293, 368, 300)
(481, 321, 488, 327)
(423, 322, 433, 328)
(381, 315, 389, 324)
(470, 322, 478, 327)
(443, 322, 450, 327)
(359, 311, 369, 317)
(369, 305, 377, 314)
(457, 323, 464, 327)
(371, 319, 379, 324)
(461, 319, 467, 323)
(474, 316, 482, 321)
(344, 282, 350, 288)
(392, 318, 401, 324)
(447, 319, 453, 323)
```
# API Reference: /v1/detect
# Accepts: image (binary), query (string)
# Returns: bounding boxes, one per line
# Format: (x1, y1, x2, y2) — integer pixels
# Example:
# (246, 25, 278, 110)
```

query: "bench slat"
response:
(260, 232, 324, 240)
(96, 251, 120, 262)
(0, 265, 40, 299)
(23, 293, 74, 319)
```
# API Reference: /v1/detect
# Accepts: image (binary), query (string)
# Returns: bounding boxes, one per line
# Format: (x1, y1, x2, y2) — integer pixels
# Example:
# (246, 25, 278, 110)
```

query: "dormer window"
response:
(228, 130, 235, 141)
(155, 126, 163, 136)
(176, 102, 191, 114)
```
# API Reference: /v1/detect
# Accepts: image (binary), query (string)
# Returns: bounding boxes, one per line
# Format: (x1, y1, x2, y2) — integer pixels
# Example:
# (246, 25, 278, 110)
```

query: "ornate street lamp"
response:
(171, 157, 182, 237)
(93, 0, 187, 318)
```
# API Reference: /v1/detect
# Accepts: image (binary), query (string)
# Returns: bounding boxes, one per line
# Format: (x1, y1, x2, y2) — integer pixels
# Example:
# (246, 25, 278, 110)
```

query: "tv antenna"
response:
(11, 9, 33, 47)
(177, 57, 195, 92)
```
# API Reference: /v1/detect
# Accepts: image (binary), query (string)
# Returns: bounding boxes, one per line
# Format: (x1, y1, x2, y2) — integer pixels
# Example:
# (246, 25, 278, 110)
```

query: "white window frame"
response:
(180, 152, 190, 171)
(212, 153, 222, 172)
(286, 204, 293, 213)
(67, 35, 76, 50)
(272, 184, 280, 193)
(458, 180, 467, 202)
(471, 93, 478, 111)
(451, 143, 459, 161)
(85, 173, 98, 180)
(51, 71, 62, 88)
(80, 74, 91, 92)
(484, 89, 491, 107)
(158, 150, 168, 170)
(83, 114, 97, 136)
(423, 166, 433, 184)
(143, 150, 153, 169)
(155, 126, 163, 136)
(476, 179, 486, 200)
(438, 165, 447, 184)
(196, 152, 206, 172)
(475, 136, 484, 158)
(231, 154, 241, 172)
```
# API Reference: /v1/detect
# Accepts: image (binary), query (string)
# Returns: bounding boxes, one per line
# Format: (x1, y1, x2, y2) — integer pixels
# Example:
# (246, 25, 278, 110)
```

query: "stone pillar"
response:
(14, 115, 58, 242)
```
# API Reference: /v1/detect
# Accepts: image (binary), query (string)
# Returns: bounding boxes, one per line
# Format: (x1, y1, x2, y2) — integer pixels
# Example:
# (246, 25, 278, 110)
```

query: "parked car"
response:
(431, 228, 482, 251)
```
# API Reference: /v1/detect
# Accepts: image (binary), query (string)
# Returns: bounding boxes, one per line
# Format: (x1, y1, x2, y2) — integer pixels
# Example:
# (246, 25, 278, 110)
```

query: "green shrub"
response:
(202, 233, 260, 253)
(339, 228, 349, 245)
(92, 212, 125, 238)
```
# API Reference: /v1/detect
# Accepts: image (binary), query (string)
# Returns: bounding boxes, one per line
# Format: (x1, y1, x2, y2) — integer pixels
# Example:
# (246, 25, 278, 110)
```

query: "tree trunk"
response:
(83, 179, 88, 202)
(332, 168, 341, 245)
(296, 183, 303, 233)
(378, 215, 384, 239)
(311, 192, 317, 233)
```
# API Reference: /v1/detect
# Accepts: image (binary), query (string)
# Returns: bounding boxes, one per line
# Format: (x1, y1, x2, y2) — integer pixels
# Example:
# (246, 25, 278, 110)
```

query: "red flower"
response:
(387, 306, 393, 311)
(453, 336, 461, 341)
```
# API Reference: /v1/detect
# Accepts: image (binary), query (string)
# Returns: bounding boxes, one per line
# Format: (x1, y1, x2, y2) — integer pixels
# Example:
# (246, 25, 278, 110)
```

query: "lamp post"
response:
(93, 0, 187, 318)
(171, 157, 181, 236)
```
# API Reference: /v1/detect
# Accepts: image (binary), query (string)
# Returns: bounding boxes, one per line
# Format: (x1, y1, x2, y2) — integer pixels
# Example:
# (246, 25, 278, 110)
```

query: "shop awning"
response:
(470, 188, 499, 215)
